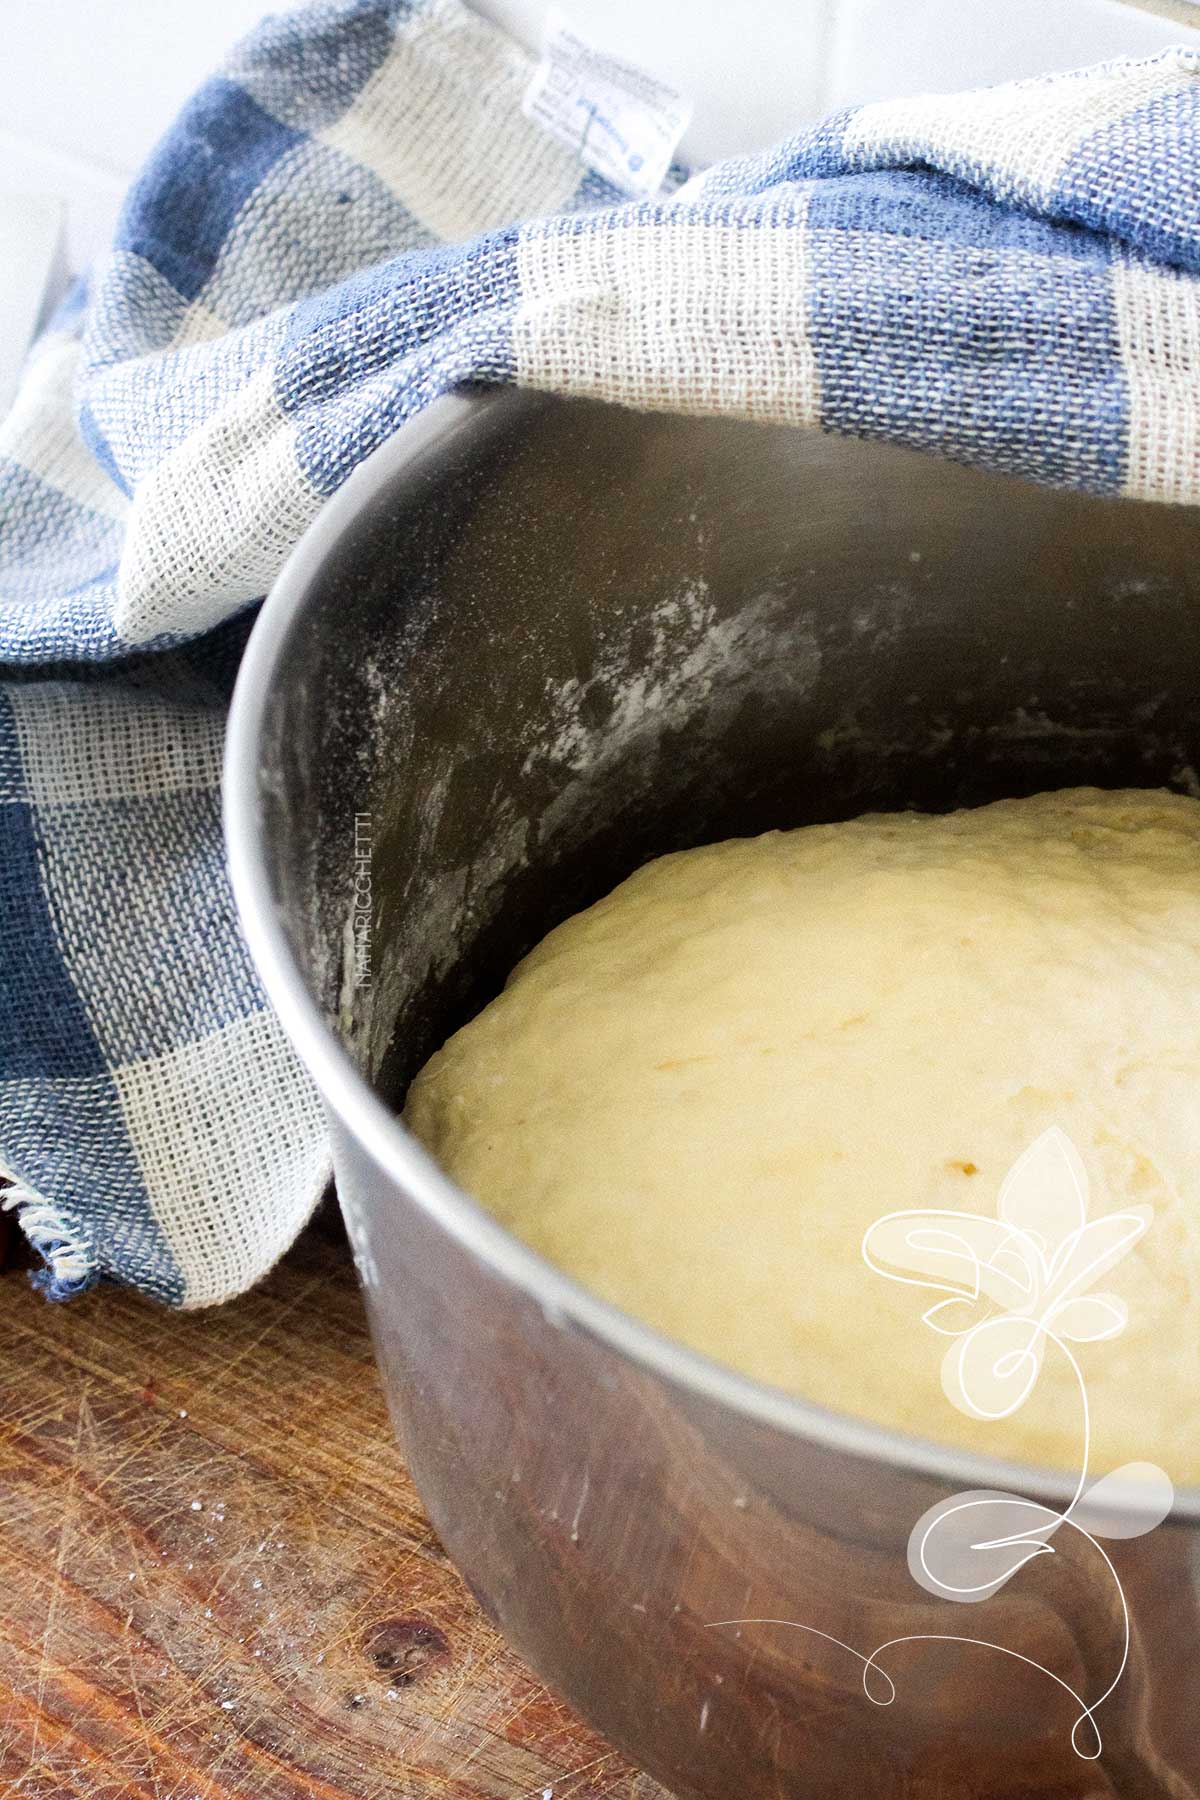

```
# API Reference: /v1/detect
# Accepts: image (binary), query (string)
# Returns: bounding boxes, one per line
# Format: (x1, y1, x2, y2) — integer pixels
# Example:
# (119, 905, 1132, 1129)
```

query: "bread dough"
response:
(404, 788, 1200, 1483)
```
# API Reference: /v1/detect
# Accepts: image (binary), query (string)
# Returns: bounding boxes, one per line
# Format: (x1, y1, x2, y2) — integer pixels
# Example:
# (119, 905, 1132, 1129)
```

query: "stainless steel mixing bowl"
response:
(225, 388, 1200, 1798)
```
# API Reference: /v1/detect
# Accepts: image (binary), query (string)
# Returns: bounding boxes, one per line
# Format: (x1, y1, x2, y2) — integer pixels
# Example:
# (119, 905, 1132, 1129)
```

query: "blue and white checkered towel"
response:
(4, 0, 1200, 1306)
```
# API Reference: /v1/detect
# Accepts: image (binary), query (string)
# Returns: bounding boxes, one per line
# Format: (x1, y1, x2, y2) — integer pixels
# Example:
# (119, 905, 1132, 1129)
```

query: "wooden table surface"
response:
(0, 1219, 667, 1800)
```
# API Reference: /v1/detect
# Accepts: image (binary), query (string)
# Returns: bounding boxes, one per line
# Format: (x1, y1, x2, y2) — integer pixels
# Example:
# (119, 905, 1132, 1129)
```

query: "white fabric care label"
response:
(522, 9, 693, 199)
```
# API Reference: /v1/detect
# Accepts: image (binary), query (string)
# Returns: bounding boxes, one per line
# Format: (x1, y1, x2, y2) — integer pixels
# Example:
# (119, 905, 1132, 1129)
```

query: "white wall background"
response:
(2, 0, 1199, 274)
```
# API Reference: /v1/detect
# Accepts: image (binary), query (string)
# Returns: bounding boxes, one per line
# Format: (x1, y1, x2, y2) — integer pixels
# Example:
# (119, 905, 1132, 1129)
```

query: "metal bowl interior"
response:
(225, 385, 1200, 1521)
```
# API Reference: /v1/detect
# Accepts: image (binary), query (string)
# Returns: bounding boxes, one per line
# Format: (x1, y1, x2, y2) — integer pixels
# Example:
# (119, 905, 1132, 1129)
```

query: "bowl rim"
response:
(224, 386, 1200, 1524)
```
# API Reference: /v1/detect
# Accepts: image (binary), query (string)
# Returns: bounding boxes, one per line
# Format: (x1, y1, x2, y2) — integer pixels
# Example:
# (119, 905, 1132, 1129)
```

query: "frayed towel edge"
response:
(1, 1183, 98, 1301)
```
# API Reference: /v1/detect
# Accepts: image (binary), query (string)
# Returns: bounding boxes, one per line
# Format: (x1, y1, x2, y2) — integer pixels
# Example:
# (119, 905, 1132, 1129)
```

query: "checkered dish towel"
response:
(4, 0, 1200, 1306)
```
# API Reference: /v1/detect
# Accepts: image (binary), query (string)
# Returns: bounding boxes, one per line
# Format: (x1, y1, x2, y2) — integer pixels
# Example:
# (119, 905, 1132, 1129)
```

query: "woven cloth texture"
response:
(3, 0, 1200, 1305)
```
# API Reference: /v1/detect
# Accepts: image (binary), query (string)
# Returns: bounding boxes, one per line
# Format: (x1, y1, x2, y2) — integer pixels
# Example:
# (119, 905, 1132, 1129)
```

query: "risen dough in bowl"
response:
(404, 788, 1200, 1484)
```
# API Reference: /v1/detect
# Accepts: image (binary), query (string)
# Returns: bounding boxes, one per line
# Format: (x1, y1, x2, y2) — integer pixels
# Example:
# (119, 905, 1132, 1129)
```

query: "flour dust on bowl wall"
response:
(225, 390, 1200, 1800)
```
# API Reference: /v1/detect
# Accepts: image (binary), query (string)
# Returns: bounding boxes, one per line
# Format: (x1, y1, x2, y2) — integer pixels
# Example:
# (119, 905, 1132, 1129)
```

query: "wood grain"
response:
(0, 1224, 666, 1800)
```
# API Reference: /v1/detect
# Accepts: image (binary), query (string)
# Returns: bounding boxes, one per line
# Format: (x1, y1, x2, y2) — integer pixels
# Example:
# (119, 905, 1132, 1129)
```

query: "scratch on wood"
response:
(0, 1232, 666, 1800)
